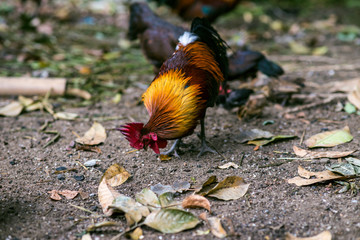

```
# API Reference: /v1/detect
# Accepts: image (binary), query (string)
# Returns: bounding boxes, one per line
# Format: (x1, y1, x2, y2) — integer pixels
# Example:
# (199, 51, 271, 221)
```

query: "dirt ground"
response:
(1, 2, 360, 240)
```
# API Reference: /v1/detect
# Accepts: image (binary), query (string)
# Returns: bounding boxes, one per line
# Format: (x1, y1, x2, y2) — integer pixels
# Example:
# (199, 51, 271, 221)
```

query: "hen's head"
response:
(118, 123, 167, 154)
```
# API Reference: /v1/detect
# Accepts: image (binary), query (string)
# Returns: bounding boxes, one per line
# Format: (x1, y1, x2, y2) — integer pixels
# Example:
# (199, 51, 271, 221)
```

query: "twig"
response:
(69, 203, 102, 217)
(43, 132, 60, 148)
(75, 160, 88, 171)
(72, 131, 81, 138)
(299, 129, 306, 145)
(239, 154, 244, 166)
(111, 223, 145, 240)
(283, 95, 345, 114)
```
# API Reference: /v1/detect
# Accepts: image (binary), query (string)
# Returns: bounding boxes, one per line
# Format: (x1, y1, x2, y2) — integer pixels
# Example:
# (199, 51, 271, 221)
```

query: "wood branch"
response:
(0, 77, 66, 96)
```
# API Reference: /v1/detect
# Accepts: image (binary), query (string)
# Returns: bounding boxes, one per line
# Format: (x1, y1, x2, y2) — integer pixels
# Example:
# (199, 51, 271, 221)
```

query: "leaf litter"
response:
(75, 122, 107, 145)
(293, 146, 355, 159)
(304, 126, 353, 148)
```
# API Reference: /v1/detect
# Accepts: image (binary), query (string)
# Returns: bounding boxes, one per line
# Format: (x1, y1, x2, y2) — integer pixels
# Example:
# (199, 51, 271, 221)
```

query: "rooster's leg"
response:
(161, 139, 181, 157)
(198, 119, 217, 157)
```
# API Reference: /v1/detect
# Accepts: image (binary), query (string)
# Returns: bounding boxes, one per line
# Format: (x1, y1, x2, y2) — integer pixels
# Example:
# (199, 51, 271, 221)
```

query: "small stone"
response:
(207, 169, 214, 173)
(84, 159, 101, 167)
(57, 174, 65, 180)
(9, 160, 16, 165)
(56, 166, 67, 171)
(73, 175, 85, 181)
(68, 216, 74, 220)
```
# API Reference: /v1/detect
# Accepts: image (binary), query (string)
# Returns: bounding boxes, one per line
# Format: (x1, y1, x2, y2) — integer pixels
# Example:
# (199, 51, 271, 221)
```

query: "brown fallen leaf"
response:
(288, 166, 346, 186)
(98, 179, 121, 216)
(182, 195, 211, 212)
(48, 190, 62, 201)
(75, 122, 107, 145)
(75, 144, 102, 153)
(207, 217, 227, 238)
(293, 146, 355, 159)
(58, 190, 79, 199)
(285, 230, 332, 240)
(102, 163, 131, 187)
(347, 79, 360, 109)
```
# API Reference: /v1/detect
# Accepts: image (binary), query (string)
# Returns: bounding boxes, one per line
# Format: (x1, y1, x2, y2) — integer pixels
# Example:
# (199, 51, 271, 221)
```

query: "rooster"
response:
(120, 18, 228, 157)
(150, 0, 241, 23)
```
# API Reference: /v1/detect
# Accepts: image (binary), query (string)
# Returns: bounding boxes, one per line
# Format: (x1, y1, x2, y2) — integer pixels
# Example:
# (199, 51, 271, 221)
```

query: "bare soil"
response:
(1, 6, 360, 240)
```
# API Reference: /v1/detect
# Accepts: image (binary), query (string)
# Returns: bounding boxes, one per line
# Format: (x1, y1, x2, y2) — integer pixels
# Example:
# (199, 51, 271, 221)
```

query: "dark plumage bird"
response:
(228, 50, 284, 80)
(150, 0, 241, 23)
(128, 2, 185, 71)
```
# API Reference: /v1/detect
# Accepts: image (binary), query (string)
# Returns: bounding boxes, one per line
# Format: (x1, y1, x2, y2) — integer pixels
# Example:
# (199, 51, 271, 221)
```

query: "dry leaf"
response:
(206, 176, 250, 201)
(195, 176, 218, 196)
(285, 230, 332, 240)
(304, 126, 353, 148)
(207, 217, 227, 238)
(0, 101, 23, 117)
(102, 163, 131, 187)
(66, 88, 92, 100)
(87, 221, 120, 232)
(81, 233, 92, 240)
(218, 162, 239, 169)
(98, 178, 121, 216)
(159, 154, 172, 161)
(288, 166, 345, 186)
(18, 96, 34, 107)
(58, 190, 78, 199)
(293, 146, 355, 159)
(48, 190, 62, 201)
(75, 122, 107, 145)
(129, 227, 143, 240)
(182, 195, 211, 212)
(53, 112, 78, 120)
(347, 79, 360, 109)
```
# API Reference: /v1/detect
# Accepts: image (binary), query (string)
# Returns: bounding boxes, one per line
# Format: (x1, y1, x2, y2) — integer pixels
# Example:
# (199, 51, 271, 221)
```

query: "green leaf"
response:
(344, 102, 356, 114)
(135, 188, 161, 211)
(326, 163, 358, 176)
(346, 157, 360, 167)
(304, 126, 353, 148)
(247, 135, 296, 146)
(144, 209, 199, 233)
(110, 195, 149, 223)
(158, 192, 176, 208)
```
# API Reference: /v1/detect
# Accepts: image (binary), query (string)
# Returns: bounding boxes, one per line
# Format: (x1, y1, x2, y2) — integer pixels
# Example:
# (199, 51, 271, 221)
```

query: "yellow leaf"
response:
(102, 163, 131, 187)
(0, 101, 23, 117)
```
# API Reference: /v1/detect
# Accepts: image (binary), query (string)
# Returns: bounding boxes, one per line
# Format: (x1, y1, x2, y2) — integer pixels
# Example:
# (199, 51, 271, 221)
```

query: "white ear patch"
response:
(176, 32, 198, 50)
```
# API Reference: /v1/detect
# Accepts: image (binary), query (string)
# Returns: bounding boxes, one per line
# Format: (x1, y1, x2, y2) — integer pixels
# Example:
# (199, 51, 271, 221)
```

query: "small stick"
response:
(299, 129, 306, 145)
(75, 160, 88, 171)
(43, 133, 60, 148)
(111, 223, 145, 240)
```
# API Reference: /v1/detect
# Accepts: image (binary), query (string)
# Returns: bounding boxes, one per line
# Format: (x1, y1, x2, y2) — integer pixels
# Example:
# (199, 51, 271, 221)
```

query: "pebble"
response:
(57, 174, 65, 180)
(207, 169, 214, 173)
(84, 159, 101, 167)
(56, 166, 67, 171)
(73, 175, 85, 181)
(9, 160, 16, 165)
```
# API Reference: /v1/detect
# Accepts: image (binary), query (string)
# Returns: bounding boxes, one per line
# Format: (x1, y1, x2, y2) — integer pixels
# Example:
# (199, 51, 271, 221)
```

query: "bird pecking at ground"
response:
(120, 18, 228, 157)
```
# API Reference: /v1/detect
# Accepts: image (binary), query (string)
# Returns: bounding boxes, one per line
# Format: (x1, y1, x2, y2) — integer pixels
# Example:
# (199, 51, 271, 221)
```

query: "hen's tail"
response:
(258, 58, 284, 78)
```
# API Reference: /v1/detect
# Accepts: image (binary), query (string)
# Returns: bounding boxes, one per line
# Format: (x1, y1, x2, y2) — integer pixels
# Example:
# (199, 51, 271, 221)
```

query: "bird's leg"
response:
(161, 139, 181, 157)
(198, 119, 217, 157)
